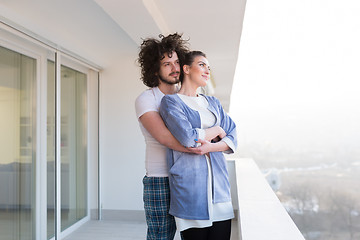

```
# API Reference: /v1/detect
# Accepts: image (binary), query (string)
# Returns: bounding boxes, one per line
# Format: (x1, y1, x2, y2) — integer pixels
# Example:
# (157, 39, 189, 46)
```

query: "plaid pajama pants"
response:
(143, 176, 176, 240)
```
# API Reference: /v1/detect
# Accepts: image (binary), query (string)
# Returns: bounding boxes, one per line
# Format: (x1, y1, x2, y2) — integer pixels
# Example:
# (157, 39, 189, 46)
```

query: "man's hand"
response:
(187, 139, 213, 155)
(187, 138, 230, 155)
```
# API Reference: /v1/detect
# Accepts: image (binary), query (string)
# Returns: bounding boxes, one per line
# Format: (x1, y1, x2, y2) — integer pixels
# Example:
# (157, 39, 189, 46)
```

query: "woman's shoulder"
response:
(161, 93, 179, 103)
(163, 93, 178, 99)
(160, 94, 181, 108)
(201, 94, 220, 104)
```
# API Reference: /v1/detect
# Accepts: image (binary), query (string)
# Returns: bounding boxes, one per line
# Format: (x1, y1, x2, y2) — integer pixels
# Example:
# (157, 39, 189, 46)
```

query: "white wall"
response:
(100, 57, 149, 211)
(0, 0, 149, 212)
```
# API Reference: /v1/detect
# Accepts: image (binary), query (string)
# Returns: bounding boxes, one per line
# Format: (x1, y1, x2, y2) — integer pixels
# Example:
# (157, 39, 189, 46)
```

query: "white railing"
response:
(228, 158, 305, 240)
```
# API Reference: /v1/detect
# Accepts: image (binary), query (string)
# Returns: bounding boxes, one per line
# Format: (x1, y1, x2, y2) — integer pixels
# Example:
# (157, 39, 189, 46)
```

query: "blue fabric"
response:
(159, 94, 237, 220)
(143, 176, 176, 240)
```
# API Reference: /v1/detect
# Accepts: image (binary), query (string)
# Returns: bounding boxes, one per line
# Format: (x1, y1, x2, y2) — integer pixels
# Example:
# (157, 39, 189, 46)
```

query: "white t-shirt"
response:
(135, 87, 168, 177)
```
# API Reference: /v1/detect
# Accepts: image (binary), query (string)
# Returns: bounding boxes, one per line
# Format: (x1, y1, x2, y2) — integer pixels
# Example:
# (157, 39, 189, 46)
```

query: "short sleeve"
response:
(135, 90, 158, 119)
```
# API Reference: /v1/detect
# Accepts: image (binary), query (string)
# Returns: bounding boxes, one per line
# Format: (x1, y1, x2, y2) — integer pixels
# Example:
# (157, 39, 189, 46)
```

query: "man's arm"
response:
(140, 111, 225, 154)
(159, 96, 226, 148)
(140, 111, 202, 153)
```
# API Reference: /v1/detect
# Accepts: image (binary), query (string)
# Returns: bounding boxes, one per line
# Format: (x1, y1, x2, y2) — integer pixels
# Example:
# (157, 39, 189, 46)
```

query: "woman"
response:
(159, 51, 237, 240)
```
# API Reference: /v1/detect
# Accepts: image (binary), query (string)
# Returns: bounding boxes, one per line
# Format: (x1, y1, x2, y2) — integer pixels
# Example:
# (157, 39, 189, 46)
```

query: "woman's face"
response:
(185, 56, 210, 88)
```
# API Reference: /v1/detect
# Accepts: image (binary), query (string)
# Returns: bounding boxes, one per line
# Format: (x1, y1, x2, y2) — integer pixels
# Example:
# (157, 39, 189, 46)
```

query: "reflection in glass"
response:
(60, 65, 87, 231)
(0, 46, 36, 239)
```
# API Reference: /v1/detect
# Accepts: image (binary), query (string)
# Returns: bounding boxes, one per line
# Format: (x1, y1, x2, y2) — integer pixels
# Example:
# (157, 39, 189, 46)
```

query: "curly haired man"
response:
(135, 33, 200, 240)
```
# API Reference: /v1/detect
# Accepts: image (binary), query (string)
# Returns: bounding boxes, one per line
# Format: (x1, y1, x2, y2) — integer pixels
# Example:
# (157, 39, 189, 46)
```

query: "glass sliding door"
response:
(0, 46, 36, 240)
(47, 61, 89, 237)
(60, 65, 87, 231)
(1, 24, 97, 240)
(46, 60, 89, 238)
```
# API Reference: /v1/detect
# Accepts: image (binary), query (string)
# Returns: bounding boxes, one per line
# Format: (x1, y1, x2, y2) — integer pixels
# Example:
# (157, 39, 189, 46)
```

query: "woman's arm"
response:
(159, 95, 233, 151)
(159, 96, 202, 148)
(214, 97, 238, 154)
(203, 126, 226, 142)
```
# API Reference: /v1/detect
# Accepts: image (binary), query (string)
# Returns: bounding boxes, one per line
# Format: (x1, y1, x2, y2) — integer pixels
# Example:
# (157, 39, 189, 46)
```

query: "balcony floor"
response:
(64, 219, 239, 240)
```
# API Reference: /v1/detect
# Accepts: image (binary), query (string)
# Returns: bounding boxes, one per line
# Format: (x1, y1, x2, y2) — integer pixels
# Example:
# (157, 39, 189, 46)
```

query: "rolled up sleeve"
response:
(213, 97, 237, 154)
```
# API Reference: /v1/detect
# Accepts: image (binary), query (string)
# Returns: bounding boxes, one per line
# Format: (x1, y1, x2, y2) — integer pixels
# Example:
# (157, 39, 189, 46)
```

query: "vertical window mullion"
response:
(54, 51, 61, 240)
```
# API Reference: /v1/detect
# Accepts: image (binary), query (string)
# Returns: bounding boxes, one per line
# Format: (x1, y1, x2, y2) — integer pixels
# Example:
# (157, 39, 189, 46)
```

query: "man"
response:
(135, 33, 198, 240)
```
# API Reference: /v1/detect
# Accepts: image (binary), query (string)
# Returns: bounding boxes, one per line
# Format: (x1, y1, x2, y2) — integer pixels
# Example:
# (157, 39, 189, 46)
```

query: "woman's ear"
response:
(183, 65, 190, 74)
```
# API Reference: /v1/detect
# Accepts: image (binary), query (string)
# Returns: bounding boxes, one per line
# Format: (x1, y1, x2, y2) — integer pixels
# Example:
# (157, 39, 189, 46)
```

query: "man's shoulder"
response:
(135, 88, 156, 103)
(137, 88, 155, 98)
(135, 88, 160, 118)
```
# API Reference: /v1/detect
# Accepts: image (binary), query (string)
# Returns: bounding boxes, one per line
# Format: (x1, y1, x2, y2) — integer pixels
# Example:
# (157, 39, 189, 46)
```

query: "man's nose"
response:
(171, 63, 178, 71)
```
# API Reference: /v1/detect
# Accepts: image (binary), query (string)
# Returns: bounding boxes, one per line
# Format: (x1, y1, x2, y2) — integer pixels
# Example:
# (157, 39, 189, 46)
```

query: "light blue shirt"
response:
(159, 94, 237, 220)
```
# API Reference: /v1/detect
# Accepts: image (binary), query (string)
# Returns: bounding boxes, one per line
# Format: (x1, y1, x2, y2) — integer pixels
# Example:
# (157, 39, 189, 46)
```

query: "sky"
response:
(229, 0, 360, 158)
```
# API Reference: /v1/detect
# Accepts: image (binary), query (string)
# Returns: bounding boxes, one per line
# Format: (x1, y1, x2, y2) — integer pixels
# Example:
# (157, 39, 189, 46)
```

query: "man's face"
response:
(158, 51, 180, 85)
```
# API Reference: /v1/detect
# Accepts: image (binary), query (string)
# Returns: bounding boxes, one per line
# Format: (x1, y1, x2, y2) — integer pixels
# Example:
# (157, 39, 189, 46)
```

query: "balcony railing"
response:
(228, 158, 305, 240)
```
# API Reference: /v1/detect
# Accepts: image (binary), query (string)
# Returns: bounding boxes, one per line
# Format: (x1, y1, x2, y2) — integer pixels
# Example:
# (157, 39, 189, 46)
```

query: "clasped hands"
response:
(187, 126, 226, 155)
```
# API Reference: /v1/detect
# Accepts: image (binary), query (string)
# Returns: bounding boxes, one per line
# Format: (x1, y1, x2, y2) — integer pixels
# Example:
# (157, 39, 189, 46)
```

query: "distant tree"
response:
(283, 182, 320, 238)
(328, 190, 359, 240)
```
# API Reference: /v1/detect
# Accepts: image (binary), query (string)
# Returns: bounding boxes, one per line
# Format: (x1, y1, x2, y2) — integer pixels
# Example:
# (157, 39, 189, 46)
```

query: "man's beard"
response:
(159, 72, 181, 85)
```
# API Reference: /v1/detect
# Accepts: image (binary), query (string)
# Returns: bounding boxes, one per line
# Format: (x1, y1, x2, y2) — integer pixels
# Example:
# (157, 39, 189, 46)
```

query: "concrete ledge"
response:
(232, 158, 305, 240)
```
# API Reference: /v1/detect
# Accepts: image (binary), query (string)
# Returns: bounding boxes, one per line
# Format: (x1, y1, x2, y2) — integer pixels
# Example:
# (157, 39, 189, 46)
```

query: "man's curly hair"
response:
(137, 33, 189, 88)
